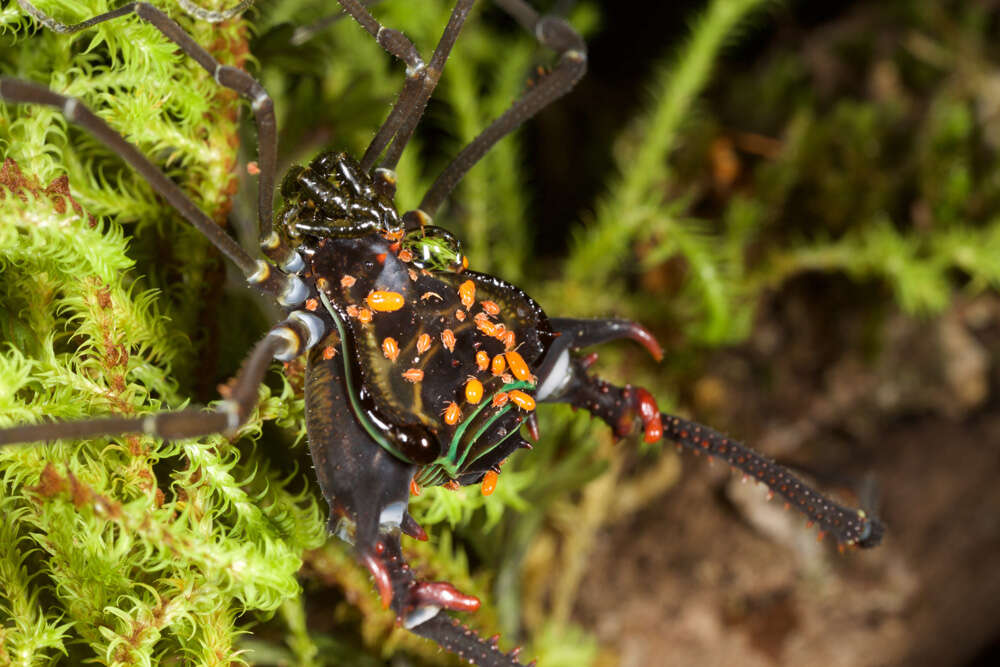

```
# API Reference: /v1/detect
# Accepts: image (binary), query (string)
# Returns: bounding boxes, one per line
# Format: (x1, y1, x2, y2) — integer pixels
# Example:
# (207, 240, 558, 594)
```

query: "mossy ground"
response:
(1, 0, 998, 665)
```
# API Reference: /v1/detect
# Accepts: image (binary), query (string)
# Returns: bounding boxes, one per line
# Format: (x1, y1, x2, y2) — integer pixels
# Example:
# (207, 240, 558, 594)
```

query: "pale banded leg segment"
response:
(0, 312, 326, 447)
(176, 0, 253, 23)
(417, 0, 587, 215)
(355, 0, 478, 172)
(290, 0, 384, 46)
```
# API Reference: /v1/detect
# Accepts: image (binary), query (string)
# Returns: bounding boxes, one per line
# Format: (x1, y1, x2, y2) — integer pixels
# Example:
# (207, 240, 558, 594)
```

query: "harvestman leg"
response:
(290, 0, 383, 46)
(15, 0, 300, 272)
(176, 0, 253, 24)
(417, 0, 586, 216)
(336, 0, 585, 218)
(339, 0, 478, 174)
(0, 314, 320, 447)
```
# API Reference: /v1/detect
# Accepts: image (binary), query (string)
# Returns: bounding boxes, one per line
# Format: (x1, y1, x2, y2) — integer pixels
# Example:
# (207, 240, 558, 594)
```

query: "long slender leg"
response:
(0, 312, 324, 447)
(290, 0, 384, 46)
(176, 0, 253, 23)
(416, 0, 586, 216)
(348, 0, 477, 173)
(15, 1, 299, 273)
(377, 0, 476, 170)
(537, 319, 885, 548)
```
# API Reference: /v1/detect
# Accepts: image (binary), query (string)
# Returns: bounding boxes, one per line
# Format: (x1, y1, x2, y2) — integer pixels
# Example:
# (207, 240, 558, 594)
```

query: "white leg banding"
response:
(374, 168, 397, 185)
(403, 606, 441, 629)
(282, 252, 305, 274)
(217, 399, 241, 432)
(251, 90, 270, 112)
(247, 259, 270, 285)
(278, 275, 308, 307)
(288, 310, 326, 350)
(268, 326, 301, 362)
(261, 231, 280, 250)
(62, 97, 78, 119)
(378, 501, 406, 529)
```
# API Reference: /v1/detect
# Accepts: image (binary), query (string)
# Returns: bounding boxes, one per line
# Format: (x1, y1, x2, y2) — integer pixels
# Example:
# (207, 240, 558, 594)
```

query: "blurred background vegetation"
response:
(1, 0, 999, 665)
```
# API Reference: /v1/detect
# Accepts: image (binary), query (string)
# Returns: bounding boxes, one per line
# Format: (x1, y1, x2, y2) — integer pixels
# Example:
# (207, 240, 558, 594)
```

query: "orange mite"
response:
(322, 346, 337, 360)
(443, 402, 461, 425)
(509, 390, 536, 411)
(455, 309, 466, 321)
(458, 280, 476, 309)
(382, 337, 400, 362)
(358, 308, 373, 323)
(465, 378, 484, 404)
(505, 350, 533, 382)
(481, 470, 499, 496)
(340, 275, 356, 288)
(491, 354, 506, 376)
(476, 318, 499, 337)
(480, 300, 500, 316)
(502, 329, 517, 351)
(416, 333, 432, 354)
(475, 350, 489, 371)
(305, 298, 318, 311)
(246, 161, 260, 175)
(491, 392, 509, 408)
(398, 248, 414, 262)
(366, 290, 405, 312)
(346, 304, 360, 318)
(441, 329, 456, 352)
(402, 368, 424, 383)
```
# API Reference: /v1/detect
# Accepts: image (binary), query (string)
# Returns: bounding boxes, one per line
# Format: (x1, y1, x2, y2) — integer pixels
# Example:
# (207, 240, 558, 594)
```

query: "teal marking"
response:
(453, 404, 512, 471)
(433, 380, 535, 477)
(464, 422, 523, 469)
(415, 465, 445, 487)
(444, 380, 531, 464)
(414, 423, 523, 487)
(318, 291, 409, 462)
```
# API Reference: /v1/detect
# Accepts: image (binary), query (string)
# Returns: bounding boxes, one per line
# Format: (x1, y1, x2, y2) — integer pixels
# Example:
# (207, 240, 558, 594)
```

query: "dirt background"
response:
(574, 286, 1000, 667)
